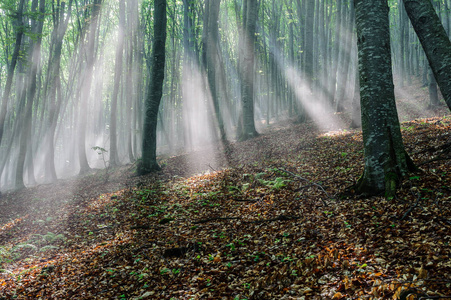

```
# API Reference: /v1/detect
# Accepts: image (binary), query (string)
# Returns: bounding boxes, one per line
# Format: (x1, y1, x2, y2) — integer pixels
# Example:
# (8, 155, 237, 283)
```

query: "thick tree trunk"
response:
(354, 0, 416, 198)
(138, 0, 167, 175)
(402, 0, 451, 111)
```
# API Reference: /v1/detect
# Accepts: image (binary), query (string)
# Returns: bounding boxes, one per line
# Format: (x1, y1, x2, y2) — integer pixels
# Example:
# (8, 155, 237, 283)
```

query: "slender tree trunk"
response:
(402, 0, 451, 111)
(238, 0, 258, 140)
(77, 0, 103, 175)
(305, 0, 314, 91)
(205, 0, 227, 141)
(138, 0, 167, 174)
(0, 0, 26, 150)
(41, 0, 73, 182)
(109, 0, 125, 167)
(15, 0, 45, 189)
(329, 0, 342, 105)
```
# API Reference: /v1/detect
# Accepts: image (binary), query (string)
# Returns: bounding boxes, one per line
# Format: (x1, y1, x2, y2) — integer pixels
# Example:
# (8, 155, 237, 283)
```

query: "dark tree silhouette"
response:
(138, 0, 167, 175)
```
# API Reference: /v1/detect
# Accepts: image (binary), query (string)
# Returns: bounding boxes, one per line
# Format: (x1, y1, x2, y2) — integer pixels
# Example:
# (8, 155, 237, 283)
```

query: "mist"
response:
(0, 0, 449, 192)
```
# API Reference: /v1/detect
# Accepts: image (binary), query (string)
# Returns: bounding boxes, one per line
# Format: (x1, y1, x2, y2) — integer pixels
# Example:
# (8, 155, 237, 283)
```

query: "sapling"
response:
(92, 146, 110, 183)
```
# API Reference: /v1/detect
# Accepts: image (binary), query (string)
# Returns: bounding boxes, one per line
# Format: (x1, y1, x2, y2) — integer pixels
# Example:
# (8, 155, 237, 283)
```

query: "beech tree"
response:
(402, 0, 451, 111)
(354, 0, 416, 197)
(0, 0, 25, 149)
(238, 0, 259, 141)
(109, 0, 126, 167)
(138, 0, 167, 174)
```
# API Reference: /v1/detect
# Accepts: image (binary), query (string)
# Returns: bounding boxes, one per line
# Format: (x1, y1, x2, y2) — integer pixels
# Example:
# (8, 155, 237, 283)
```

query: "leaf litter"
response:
(0, 113, 450, 299)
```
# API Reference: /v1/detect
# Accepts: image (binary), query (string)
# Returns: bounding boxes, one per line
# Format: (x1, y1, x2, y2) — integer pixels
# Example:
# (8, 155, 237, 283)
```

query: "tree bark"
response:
(205, 0, 227, 142)
(15, 0, 45, 189)
(77, 0, 103, 175)
(0, 0, 26, 150)
(138, 0, 167, 175)
(354, 0, 416, 197)
(109, 0, 125, 167)
(238, 0, 258, 141)
(402, 0, 451, 111)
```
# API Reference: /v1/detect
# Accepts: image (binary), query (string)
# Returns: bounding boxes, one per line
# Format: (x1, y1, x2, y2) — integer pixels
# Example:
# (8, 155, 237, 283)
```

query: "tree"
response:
(238, 0, 259, 141)
(42, 0, 73, 182)
(77, 0, 103, 175)
(138, 0, 167, 175)
(15, 0, 46, 189)
(354, 0, 416, 197)
(109, 0, 126, 167)
(402, 0, 451, 111)
(204, 0, 227, 141)
(0, 0, 26, 150)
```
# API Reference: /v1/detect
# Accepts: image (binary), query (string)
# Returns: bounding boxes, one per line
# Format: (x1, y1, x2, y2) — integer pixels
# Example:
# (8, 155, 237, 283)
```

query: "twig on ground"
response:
(193, 217, 241, 224)
(276, 168, 330, 206)
(232, 198, 259, 202)
(243, 214, 302, 224)
(418, 156, 451, 166)
(400, 188, 422, 221)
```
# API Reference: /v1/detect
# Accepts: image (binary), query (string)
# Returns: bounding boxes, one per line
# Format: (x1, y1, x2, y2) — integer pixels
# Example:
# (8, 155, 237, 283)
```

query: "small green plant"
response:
(160, 268, 170, 275)
(92, 146, 110, 182)
(226, 243, 236, 251)
(172, 268, 180, 275)
(259, 177, 291, 190)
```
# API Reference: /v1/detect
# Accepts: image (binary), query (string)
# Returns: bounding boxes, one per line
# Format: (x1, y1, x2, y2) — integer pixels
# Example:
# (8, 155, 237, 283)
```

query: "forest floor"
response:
(0, 86, 450, 299)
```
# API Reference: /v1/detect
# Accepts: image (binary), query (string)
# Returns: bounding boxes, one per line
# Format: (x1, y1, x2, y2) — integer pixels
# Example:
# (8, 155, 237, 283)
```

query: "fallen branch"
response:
(400, 188, 422, 221)
(193, 217, 241, 224)
(276, 168, 330, 206)
(418, 155, 451, 166)
(130, 225, 155, 230)
(232, 198, 259, 202)
(243, 214, 302, 224)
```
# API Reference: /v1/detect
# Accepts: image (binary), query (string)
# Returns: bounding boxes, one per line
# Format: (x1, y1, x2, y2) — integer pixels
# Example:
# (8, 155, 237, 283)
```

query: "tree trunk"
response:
(0, 0, 26, 150)
(238, 0, 258, 141)
(138, 0, 167, 175)
(15, 0, 45, 189)
(205, 0, 227, 142)
(402, 0, 451, 111)
(77, 0, 102, 175)
(428, 67, 439, 107)
(354, 0, 416, 198)
(42, 0, 73, 182)
(109, 0, 125, 167)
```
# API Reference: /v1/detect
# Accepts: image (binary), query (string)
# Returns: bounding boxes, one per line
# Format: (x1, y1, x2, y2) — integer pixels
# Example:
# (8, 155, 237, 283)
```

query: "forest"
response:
(0, 0, 450, 299)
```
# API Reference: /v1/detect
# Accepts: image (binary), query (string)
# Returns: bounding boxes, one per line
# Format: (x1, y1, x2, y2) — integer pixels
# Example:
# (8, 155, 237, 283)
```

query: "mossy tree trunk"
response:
(138, 0, 167, 175)
(354, 0, 416, 198)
